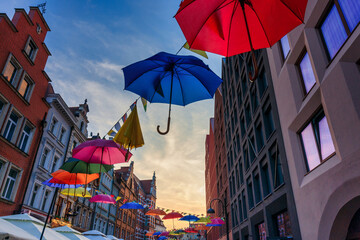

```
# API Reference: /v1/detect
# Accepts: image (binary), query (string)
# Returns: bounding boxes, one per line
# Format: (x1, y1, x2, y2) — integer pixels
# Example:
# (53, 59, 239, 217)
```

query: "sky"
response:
(0, 0, 223, 229)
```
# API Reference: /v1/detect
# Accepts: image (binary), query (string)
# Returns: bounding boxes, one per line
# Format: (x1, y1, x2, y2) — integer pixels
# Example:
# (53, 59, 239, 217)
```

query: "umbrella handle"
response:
(157, 117, 171, 135)
(248, 49, 259, 82)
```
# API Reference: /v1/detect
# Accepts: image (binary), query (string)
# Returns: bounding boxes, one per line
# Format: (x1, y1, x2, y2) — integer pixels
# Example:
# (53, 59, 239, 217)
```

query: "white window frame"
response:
(29, 182, 41, 208)
(0, 94, 10, 128)
(1, 107, 23, 144)
(49, 116, 58, 136)
(41, 188, 51, 211)
(39, 146, 51, 169)
(51, 153, 61, 173)
(17, 120, 35, 153)
(1, 53, 23, 87)
(23, 36, 39, 62)
(0, 163, 23, 202)
(59, 127, 66, 144)
(17, 72, 35, 102)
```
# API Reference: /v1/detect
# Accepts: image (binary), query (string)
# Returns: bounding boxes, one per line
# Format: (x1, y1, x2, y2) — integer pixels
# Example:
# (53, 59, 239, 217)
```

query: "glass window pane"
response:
(18, 80, 29, 97)
(280, 35, 290, 59)
(321, 5, 348, 59)
(318, 116, 335, 159)
(338, 0, 360, 32)
(3, 62, 17, 83)
(300, 52, 316, 93)
(301, 124, 321, 171)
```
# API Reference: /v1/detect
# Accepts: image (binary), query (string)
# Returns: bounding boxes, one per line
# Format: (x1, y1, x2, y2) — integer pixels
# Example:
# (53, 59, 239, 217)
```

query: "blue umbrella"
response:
(119, 201, 144, 209)
(206, 224, 222, 227)
(179, 215, 200, 222)
(153, 232, 162, 236)
(158, 236, 167, 240)
(42, 178, 82, 189)
(123, 52, 222, 135)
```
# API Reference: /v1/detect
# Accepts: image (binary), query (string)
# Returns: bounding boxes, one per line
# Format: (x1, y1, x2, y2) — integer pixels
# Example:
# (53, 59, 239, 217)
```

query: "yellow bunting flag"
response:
(184, 42, 208, 59)
(141, 98, 147, 112)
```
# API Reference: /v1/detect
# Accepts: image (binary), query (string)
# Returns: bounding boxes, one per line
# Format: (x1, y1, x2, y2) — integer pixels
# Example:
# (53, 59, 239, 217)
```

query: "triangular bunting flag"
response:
(183, 42, 208, 59)
(141, 97, 147, 112)
(122, 113, 127, 123)
(130, 101, 137, 111)
(116, 196, 121, 201)
(107, 129, 115, 136)
(115, 121, 121, 131)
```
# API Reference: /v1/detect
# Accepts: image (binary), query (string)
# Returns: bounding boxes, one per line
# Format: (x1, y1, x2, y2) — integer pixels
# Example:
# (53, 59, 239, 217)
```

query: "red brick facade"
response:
(0, 7, 51, 215)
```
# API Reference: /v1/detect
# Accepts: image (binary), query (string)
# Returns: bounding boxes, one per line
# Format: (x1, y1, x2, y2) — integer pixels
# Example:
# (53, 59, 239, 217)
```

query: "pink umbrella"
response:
(89, 194, 116, 204)
(160, 232, 169, 236)
(72, 139, 132, 165)
(211, 217, 225, 225)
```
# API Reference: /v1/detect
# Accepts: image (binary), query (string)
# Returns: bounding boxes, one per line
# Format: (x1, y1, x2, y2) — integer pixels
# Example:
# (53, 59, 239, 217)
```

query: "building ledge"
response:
(0, 74, 30, 106)
(0, 135, 29, 158)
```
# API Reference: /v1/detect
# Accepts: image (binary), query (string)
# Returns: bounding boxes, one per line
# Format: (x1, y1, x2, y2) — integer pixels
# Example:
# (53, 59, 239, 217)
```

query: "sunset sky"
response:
(0, 0, 223, 229)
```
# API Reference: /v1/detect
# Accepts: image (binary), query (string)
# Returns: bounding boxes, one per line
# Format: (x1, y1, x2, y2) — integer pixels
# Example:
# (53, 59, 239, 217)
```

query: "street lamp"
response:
(207, 198, 230, 240)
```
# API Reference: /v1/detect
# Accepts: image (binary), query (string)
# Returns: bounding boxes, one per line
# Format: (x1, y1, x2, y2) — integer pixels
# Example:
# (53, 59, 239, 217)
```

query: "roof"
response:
(140, 180, 152, 194)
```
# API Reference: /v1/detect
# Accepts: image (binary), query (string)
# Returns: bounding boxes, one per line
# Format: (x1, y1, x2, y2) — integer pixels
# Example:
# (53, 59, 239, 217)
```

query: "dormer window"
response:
(36, 23, 42, 34)
(24, 37, 38, 62)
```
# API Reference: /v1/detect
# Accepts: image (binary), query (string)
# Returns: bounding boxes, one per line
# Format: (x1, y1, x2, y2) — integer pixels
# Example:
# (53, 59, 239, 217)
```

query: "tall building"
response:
(266, 1, 360, 239)
(205, 117, 221, 240)
(0, 7, 51, 216)
(221, 50, 300, 240)
(22, 85, 90, 222)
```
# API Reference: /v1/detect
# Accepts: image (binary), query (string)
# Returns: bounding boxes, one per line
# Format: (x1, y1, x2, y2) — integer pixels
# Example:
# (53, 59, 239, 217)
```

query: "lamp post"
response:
(207, 198, 230, 240)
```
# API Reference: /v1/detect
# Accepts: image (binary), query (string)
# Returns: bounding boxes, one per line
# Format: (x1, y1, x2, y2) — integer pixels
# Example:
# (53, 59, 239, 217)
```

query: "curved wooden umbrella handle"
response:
(248, 49, 259, 82)
(157, 117, 171, 135)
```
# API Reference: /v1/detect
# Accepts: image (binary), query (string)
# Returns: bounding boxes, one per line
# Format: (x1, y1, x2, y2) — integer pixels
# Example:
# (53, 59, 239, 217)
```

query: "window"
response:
(24, 37, 38, 61)
(40, 148, 50, 168)
(18, 74, 34, 101)
(1, 168, 19, 200)
(257, 222, 267, 240)
(18, 123, 33, 153)
(299, 52, 316, 94)
(30, 184, 39, 207)
(280, 35, 291, 60)
(71, 141, 77, 151)
(59, 128, 66, 144)
(242, 191, 247, 219)
(275, 211, 292, 237)
(320, 0, 360, 59)
(263, 105, 275, 138)
(255, 122, 264, 151)
(258, 70, 268, 97)
(51, 156, 59, 173)
(261, 161, 272, 197)
(300, 111, 335, 171)
(49, 117, 58, 135)
(2, 54, 22, 85)
(238, 196, 244, 222)
(247, 178, 254, 209)
(253, 172, 262, 204)
(3, 112, 19, 142)
(269, 144, 284, 188)
(41, 190, 50, 211)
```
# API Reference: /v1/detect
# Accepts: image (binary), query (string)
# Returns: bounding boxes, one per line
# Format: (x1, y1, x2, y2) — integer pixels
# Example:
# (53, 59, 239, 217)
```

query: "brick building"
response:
(0, 7, 51, 216)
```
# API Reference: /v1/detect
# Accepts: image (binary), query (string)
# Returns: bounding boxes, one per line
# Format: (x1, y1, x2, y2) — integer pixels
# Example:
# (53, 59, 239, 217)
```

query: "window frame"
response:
(39, 146, 51, 169)
(1, 53, 23, 87)
(297, 49, 317, 97)
(17, 120, 35, 153)
(17, 72, 35, 102)
(23, 36, 39, 63)
(279, 35, 291, 63)
(0, 163, 22, 202)
(1, 108, 23, 144)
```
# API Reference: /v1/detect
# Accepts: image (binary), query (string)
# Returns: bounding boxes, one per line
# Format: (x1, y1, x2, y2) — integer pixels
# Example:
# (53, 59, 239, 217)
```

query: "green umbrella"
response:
(60, 157, 113, 174)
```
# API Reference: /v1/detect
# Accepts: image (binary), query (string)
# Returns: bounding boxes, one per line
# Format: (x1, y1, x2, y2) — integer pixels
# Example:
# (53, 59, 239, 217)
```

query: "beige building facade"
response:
(266, 0, 360, 239)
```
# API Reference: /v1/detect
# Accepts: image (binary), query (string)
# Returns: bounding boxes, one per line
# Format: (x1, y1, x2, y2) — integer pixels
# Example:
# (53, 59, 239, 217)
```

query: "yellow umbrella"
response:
(60, 187, 92, 198)
(113, 105, 144, 159)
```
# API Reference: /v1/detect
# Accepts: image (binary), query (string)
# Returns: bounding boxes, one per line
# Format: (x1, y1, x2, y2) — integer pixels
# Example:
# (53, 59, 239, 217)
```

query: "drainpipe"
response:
(18, 112, 47, 212)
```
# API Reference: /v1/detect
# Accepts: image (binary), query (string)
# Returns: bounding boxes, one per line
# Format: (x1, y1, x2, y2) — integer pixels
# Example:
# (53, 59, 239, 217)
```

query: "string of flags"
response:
(106, 97, 148, 138)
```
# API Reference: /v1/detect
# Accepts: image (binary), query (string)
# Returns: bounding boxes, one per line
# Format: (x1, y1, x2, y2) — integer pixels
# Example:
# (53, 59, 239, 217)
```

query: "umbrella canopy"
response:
(179, 215, 200, 222)
(60, 157, 113, 174)
(83, 230, 110, 240)
(119, 201, 144, 209)
(158, 237, 167, 240)
(145, 209, 167, 216)
(89, 194, 116, 204)
(123, 52, 222, 134)
(53, 226, 90, 240)
(0, 214, 69, 240)
(185, 227, 198, 233)
(51, 170, 99, 185)
(113, 105, 144, 150)
(145, 231, 154, 237)
(73, 139, 131, 165)
(163, 212, 183, 220)
(60, 187, 92, 198)
(175, 0, 307, 80)
(194, 225, 209, 231)
(42, 178, 82, 189)
(106, 235, 119, 240)
(206, 223, 222, 227)
(174, 229, 186, 234)
(195, 217, 211, 223)
(211, 217, 225, 225)
(160, 231, 169, 236)
(0, 218, 37, 240)
(152, 232, 162, 236)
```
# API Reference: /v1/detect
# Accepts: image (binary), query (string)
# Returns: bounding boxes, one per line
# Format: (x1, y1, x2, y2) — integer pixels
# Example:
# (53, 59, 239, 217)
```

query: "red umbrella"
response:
(175, 0, 308, 80)
(72, 139, 132, 165)
(185, 227, 198, 233)
(163, 211, 183, 220)
(51, 170, 99, 185)
(89, 194, 116, 204)
(146, 209, 167, 216)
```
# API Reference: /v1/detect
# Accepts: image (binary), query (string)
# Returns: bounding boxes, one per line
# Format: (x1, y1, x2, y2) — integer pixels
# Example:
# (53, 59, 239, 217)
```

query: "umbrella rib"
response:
(279, 0, 305, 23)
(173, 68, 186, 105)
(149, 71, 171, 102)
(226, 0, 239, 57)
(186, 0, 232, 48)
(176, 65, 213, 99)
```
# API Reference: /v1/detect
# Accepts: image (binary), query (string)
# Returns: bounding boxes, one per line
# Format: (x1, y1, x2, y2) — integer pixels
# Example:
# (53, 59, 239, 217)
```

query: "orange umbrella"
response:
(195, 225, 209, 231)
(145, 231, 154, 237)
(51, 169, 99, 185)
(146, 209, 166, 216)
